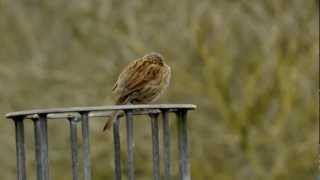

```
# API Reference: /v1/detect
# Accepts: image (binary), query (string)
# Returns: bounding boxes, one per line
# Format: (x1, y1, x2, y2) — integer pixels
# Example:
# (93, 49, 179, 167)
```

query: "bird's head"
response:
(143, 52, 164, 65)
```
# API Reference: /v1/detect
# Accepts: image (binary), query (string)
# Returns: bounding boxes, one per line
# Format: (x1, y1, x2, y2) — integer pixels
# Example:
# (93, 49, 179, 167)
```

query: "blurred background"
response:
(0, 0, 318, 179)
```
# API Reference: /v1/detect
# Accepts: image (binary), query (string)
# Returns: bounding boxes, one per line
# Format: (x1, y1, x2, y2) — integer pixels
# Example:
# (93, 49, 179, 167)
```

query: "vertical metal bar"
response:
(162, 110, 171, 180)
(14, 116, 27, 180)
(33, 114, 49, 180)
(125, 110, 135, 180)
(41, 115, 49, 170)
(33, 118, 41, 180)
(177, 110, 190, 180)
(68, 117, 79, 180)
(81, 112, 91, 180)
(113, 116, 122, 180)
(150, 113, 160, 180)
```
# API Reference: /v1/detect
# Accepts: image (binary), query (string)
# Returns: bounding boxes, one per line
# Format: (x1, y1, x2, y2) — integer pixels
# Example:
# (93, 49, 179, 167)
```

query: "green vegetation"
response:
(0, 0, 318, 179)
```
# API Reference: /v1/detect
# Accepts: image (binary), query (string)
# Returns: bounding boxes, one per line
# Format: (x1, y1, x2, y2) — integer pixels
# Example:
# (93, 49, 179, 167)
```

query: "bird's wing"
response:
(112, 58, 139, 93)
(113, 59, 162, 104)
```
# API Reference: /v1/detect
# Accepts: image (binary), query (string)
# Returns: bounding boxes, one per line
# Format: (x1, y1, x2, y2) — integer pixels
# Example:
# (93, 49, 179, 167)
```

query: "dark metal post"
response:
(33, 114, 49, 180)
(150, 113, 160, 180)
(125, 110, 135, 180)
(68, 117, 79, 180)
(81, 112, 91, 180)
(177, 110, 190, 180)
(162, 110, 171, 180)
(14, 116, 27, 180)
(113, 117, 122, 180)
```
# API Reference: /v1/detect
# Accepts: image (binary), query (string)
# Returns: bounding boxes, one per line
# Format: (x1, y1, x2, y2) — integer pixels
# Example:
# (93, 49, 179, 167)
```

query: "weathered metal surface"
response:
(22, 110, 164, 120)
(150, 113, 160, 180)
(68, 117, 79, 180)
(125, 110, 135, 180)
(33, 114, 49, 180)
(6, 104, 196, 118)
(81, 112, 91, 180)
(6, 104, 196, 180)
(14, 117, 27, 180)
(177, 111, 190, 180)
(113, 117, 122, 180)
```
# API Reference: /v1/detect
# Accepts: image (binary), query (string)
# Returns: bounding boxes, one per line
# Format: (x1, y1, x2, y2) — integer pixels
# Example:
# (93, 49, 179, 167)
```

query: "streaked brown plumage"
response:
(103, 52, 171, 131)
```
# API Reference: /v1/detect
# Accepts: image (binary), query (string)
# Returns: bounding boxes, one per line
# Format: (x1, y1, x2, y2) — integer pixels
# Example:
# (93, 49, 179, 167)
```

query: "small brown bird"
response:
(103, 52, 171, 131)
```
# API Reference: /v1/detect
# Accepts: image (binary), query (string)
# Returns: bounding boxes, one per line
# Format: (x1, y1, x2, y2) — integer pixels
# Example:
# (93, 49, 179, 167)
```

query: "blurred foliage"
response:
(0, 0, 318, 179)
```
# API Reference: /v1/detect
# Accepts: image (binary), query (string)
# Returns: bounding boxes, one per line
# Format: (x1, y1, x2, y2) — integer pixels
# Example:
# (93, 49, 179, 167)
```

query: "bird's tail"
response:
(103, 97, 128, 132)
(102, 110, 120, 132)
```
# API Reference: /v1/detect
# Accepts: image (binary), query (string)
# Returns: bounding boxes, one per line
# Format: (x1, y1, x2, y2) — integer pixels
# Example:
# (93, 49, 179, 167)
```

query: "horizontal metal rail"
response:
(6, 104, 196, 118)
(6, 104, 196, 180)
